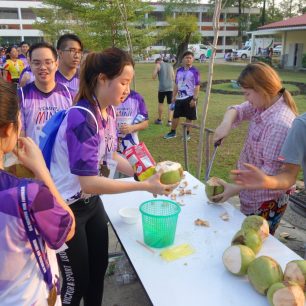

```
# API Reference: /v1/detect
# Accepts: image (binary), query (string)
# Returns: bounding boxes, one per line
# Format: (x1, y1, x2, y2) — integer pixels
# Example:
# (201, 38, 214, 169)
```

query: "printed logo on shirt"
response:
(36, 106, 60, 125)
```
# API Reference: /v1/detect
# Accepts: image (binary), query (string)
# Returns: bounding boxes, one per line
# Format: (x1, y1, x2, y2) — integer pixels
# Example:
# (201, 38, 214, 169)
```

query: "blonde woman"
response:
(212, 62, 298, 234)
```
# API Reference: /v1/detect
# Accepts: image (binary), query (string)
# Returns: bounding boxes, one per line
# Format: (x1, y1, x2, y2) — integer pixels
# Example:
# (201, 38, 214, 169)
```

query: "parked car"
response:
(188, 44, 211, 61)
(273, 45, 282, 56)
(232, 46, 251, 59)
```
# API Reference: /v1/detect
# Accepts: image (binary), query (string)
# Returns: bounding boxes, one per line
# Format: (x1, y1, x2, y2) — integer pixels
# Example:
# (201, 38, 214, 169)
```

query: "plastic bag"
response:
(160, 243, 195, 262)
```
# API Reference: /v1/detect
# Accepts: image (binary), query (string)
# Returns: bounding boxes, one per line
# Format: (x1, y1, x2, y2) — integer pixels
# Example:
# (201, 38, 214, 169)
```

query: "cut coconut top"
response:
(155, 161, 182, 172)
(223, 245, 242, 274)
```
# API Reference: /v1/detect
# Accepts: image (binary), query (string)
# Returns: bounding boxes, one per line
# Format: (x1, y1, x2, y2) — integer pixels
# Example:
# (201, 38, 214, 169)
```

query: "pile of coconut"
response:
(222, 215, 306, 306)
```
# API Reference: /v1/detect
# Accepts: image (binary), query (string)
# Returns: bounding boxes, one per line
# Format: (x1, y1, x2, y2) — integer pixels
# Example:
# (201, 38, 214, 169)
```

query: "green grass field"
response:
(134, 62, 306, 181)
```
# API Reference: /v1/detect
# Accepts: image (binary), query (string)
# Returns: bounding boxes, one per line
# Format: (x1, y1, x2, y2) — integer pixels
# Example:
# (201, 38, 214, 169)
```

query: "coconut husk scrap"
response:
(194, 218, 210, 227)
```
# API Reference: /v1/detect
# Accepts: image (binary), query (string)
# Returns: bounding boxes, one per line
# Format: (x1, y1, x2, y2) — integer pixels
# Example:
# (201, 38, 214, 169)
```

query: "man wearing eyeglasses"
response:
(19, 42, 73, 145)
(56, 34, 83, 98)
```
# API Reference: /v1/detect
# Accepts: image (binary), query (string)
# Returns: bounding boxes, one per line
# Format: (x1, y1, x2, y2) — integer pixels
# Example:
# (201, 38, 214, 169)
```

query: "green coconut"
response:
(222, 245, 256, 276)
(155, 161, 183, 185)
(247, 256, 284, 295)
(205, 177, 224, 202)
(267, 282, 305, 306)
(284, 260, 306, 292)
(231, 228, 263, 254)
(242, 215, 270, 241)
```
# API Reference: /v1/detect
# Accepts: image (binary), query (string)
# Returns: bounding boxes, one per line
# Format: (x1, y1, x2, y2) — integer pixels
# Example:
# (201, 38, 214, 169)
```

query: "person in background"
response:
(19, 42, 73, 144)
(0, 79, 75, 305)
(56, 33, 83, 98)
(152, 57, 174, 126)
(3, 46, 24, 84)
(19, 52, 35, 87)
(163, 51, 200, 140)
(115, 90, 149, 154)
(50, 48, 176, 306)
(18, 41, 30, 67)
(212, 62, 298, 234)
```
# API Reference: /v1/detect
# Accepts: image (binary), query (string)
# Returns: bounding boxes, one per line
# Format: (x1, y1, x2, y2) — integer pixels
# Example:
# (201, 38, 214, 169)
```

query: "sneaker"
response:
(167, 121, 172, 127)
(154, 119, 162, 125)
(163, 131, 176, 139)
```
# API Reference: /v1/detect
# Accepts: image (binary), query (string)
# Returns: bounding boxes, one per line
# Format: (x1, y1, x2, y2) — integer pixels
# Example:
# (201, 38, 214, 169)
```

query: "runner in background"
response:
(56, 34, 83, 99)
(19, 42, 73, 144)
(115, 90, 149, 154)
(152, 57, 174, 126)
(3, 46, 24, 84)
(18, 41, 30, 67)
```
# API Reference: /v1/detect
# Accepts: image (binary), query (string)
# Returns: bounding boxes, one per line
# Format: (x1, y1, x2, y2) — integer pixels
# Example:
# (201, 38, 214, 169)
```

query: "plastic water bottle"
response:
(132, 114, 145, 124)
(169, 102, 175, 111)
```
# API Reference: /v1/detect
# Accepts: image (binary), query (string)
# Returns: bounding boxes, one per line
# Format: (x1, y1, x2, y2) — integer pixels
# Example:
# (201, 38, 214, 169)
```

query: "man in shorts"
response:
(164, 51, 200, 140)
(152, 57, 174, 126)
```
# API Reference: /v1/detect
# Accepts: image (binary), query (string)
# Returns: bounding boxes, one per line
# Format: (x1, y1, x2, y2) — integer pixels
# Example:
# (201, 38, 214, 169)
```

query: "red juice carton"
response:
(123, 142, 156, 181)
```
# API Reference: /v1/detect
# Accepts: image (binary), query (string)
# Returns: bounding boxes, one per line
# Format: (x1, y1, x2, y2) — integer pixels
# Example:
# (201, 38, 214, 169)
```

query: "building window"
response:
(21, 8, 36, 20)
(0, 8, 18, 19)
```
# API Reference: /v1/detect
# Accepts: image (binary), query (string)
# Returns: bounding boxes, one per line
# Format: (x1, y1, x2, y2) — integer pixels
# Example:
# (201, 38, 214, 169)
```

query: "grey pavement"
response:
(102, 196, 306, 306)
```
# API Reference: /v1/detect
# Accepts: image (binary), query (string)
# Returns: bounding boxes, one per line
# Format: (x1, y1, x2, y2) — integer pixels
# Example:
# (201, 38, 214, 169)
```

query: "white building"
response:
(0, 0, 260, 52)
(147, 3, 260, 54)
(0, 0, 43, 45)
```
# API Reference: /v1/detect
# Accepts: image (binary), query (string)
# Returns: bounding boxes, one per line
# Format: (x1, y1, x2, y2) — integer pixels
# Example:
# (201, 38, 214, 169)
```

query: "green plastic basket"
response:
(139, 199, 181, 248)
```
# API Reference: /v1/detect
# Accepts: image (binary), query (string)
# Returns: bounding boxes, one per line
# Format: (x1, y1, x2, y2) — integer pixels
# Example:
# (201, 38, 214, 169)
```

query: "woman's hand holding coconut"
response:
(211, 178, 242, 203)
(143, 170, 179, 196)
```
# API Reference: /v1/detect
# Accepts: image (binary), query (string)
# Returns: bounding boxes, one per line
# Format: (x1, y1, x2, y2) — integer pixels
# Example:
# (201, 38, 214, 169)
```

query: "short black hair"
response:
(57, 33, 83, 51)
(20, 41, 29, 47)
(28, 42, 58, 60)
(182, 50, 194, 58)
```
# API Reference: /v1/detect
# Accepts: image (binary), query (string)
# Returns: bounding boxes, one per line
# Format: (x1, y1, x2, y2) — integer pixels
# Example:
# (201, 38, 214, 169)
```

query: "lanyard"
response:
(18, 180, 53, 290)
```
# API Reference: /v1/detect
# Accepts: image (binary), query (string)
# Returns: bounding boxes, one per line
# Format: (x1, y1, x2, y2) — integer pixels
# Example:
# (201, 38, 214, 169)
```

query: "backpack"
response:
(39, 106, 98, 170)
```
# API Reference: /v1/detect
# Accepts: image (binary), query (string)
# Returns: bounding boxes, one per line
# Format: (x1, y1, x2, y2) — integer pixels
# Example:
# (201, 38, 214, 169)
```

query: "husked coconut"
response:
(155, 161, 183, 184)
(247, 256, 284, 295)
(205, 177, 224, 202)
(242, 215, 270, 241)
(267, 282, 305, 306)
(231, 228, 263, 254)
(222, 245, 255, 276)
(284, 260, 306, 291)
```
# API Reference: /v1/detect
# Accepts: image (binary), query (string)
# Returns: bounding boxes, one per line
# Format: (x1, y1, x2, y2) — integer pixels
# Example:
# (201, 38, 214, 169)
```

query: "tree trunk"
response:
(174, 32, 191, 69)
(195, 0, 222, 179)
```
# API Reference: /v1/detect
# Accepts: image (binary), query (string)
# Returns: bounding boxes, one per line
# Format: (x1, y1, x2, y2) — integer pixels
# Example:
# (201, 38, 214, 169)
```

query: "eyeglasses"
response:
(62, 48, 83, 56)
(31, 59, 56, 69)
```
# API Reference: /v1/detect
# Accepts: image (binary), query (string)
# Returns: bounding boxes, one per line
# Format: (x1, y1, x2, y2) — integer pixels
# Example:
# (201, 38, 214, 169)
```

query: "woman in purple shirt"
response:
(212, 62, 298, 234)
(50, 48, 177, 306)
(0, 80, 75, 305)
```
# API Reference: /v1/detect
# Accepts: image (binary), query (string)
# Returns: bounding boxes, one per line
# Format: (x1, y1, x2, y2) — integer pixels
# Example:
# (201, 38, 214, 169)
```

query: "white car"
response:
(232, 46, 251, 59)
(273, 45, 282, 56)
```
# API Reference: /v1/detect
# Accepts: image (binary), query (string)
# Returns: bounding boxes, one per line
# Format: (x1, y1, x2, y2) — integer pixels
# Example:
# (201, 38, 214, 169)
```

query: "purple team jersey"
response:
(0, 170, 72, 305)
(19, 66, 35, 86)
(175, 66, 200, 100)
(50, 99, 118, 202)
(19, 82, 73, 144)
(55, 70, 80, 99)
(115, 90, 148, 153)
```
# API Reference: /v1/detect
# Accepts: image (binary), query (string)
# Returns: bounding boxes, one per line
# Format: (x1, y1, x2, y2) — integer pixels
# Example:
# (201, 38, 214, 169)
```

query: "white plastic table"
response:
(101, 172, 303, 306)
